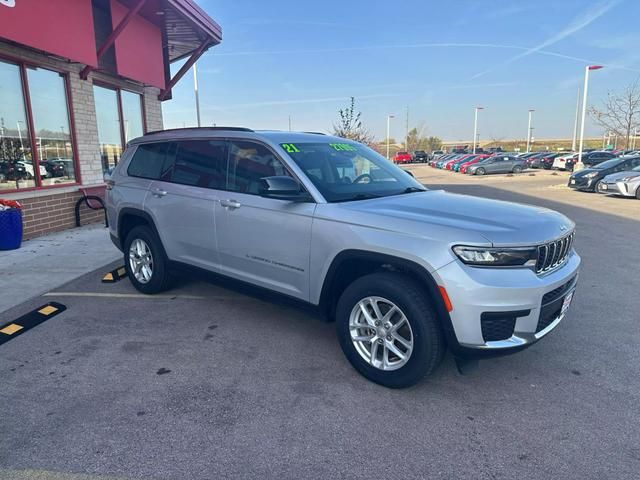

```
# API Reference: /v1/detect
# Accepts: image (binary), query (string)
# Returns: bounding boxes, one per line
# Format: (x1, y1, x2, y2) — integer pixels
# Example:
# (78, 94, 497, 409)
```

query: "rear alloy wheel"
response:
(124, 225, 172, 294)
(475, 167, 486, 176)
(513, 165, 523, 174)
(336, 272, 445, 388)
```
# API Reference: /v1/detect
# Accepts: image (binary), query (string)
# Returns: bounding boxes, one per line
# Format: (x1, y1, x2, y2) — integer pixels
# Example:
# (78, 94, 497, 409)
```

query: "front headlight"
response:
(583, 172, 598, 179)
(453, 246, 538, 267)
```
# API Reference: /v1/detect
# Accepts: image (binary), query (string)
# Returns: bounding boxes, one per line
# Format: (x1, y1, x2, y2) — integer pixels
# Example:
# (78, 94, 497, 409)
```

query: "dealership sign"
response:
(0, 0, 16, 8)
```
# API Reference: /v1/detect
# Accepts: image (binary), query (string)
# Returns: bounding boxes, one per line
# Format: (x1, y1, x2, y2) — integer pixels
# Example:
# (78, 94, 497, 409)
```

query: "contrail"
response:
(470, 0, 623, 79)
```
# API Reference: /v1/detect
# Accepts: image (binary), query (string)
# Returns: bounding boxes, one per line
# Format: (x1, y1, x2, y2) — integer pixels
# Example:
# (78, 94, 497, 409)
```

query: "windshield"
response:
(593, 158, 622, 169)
(280, 141, 425, 202)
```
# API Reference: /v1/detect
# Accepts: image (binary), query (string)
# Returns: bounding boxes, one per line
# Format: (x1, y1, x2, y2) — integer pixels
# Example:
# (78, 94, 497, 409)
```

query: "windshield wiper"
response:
(403, 187, 427, 193)
(342, 193, 383, 201)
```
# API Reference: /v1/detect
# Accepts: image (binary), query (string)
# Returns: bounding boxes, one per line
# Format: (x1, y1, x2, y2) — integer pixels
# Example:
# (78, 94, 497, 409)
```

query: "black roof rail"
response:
(303, 131, 327, 135)
(144, 126, 254, 136)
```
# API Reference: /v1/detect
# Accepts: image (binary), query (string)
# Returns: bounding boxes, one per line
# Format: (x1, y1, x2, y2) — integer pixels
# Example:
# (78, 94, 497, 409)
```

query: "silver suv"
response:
(106, 128, 580, 388)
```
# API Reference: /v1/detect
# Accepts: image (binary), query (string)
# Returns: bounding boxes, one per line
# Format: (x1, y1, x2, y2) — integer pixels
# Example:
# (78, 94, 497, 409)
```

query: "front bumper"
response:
(597, 181, 636, 197)
(568, 177, 596, 190)
(432, 251, 581, 353)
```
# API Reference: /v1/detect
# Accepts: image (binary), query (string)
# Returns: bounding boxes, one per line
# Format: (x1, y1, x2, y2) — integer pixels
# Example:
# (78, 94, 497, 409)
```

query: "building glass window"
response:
(121, 90, 144, 143)
(94, 85, 144, 173)
(27, 67, 76, 186)
(0, 60, 35, 191)
(94, 85, 122, 173)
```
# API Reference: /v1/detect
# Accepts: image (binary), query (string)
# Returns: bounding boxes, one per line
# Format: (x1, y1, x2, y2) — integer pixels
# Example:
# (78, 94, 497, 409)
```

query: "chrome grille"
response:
(536, 232, 574, 274)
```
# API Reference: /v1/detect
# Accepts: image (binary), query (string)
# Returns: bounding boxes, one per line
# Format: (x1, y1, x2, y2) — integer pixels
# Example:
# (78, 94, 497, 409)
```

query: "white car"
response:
(17, 160, 48, 179)
(552, 153, 577, 171)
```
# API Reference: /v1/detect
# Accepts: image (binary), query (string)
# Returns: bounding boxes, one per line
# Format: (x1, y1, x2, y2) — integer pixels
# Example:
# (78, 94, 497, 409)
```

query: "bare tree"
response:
(332, 97, 375, 146)
(589, 80, 640, 149)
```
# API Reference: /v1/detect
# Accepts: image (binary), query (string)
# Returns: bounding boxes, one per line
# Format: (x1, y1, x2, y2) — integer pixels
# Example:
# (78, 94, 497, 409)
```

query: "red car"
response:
(393, 151, 412, 164)
(459, 154, 490, 173)
(445, 154, 473, 170)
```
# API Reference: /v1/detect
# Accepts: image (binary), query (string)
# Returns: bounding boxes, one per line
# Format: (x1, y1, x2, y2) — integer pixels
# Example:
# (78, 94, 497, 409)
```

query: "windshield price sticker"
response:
(329, 143, 357, 151)
(281, 143, 301, 153)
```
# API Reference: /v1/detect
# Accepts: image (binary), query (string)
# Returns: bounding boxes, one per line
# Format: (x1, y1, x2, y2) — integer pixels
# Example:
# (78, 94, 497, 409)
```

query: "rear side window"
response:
(165, 140, 227, 189)
(127, 143, 171, 180)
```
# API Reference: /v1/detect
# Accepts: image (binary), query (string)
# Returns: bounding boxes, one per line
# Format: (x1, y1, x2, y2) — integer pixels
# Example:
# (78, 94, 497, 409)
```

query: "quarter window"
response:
(127, 142, 171, 180)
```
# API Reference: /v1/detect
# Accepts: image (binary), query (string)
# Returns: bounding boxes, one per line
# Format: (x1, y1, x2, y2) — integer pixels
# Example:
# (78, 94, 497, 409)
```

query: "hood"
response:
(603, 170, 640, 182)
(325, 190, 574, 246)
(571, 167, 601, 178)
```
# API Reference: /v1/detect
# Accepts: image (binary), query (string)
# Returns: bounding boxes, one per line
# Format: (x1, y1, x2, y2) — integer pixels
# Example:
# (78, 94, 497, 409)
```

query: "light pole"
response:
(193, 62, 201, 127)
(526, 109, 535, 153)
(572, 88, 581, 151)
(386, 114, 395, 160)
(576, 65, 603, 171)
(472, 107, 483, 154)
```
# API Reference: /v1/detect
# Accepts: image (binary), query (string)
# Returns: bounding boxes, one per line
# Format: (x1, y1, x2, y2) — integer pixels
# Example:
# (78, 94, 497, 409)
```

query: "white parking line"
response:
(44, 292, 207, 300)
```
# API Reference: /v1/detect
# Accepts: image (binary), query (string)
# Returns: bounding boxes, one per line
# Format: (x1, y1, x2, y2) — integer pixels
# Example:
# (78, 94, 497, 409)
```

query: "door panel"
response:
(215, 139, 315, 300)
(144, 140, 226, 270)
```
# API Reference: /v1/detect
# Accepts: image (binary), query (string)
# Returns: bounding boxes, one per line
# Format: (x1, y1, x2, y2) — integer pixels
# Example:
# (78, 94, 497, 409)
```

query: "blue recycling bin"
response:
(0, 208, 23, 250)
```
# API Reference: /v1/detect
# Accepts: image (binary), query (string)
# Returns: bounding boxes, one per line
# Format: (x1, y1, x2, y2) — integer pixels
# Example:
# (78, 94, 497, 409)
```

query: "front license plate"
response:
(561, 291, 574, 316)
(601, 184, 608, 190)
(570, 179, 576, 184)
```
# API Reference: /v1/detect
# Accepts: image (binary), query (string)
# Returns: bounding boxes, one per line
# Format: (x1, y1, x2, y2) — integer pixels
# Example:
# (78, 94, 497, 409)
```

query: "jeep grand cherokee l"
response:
(106, 128, 580, 388)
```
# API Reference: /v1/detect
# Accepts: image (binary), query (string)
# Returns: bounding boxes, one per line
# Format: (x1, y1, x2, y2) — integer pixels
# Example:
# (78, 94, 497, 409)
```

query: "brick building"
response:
(0, 0, 221, 238)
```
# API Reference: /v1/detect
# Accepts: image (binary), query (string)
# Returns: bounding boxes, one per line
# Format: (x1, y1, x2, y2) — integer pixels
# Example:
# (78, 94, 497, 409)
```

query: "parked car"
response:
(433, 153, 454, 167)
(466, 155, 526, 175)
(569, 156, 640, 192)
(106, 127, 580, 388)
(412, 150, 429, 163)
(0, 160, 27, 182)
(597, 164, 640, 199)
(530, 152, 561, 169)
(393, 151, 412, 164)
(457, 154, 490, 172)
(17, 160, 48, 179)
(43, 158, 75, 178)
(431, 150, 444, 158)
(445, 154, 473, 170)
(553, 153, 577, 171)
(580, 151, 617, 168)
(523, 152, 547, 167)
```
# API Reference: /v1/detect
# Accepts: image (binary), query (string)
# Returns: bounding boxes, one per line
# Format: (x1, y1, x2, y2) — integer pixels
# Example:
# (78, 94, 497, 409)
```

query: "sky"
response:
(161, 0, 640, 143)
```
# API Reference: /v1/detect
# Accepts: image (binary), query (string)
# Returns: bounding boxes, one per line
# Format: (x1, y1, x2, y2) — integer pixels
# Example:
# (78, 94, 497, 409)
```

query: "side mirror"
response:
(259, 176, 310, 201)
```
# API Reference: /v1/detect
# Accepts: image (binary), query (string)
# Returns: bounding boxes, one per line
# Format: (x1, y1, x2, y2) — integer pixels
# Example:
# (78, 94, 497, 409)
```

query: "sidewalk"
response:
(0, 224, 120, 314)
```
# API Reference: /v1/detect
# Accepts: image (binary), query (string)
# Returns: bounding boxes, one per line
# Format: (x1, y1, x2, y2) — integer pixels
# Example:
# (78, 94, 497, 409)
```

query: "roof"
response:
(117, 0, 222, 62)
(130, 128, 345, 145)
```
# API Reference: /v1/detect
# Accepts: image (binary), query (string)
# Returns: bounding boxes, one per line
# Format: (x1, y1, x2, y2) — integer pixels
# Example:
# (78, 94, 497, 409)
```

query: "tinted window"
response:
(166, 140, 227, 189)
(594, 158, 623, 170)
(128, 143, 171, 180)
(227, 140, 291, 194)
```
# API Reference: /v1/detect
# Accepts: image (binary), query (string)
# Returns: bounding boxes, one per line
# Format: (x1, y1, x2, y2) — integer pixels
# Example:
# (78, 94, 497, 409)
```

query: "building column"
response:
(143, 87, 164, 132)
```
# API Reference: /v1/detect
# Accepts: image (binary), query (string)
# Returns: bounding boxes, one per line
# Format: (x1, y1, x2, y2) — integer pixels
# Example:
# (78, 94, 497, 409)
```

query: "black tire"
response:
(636, 187, 640, 200)
(123, 225, 172, 294)
(336, 272, 445, 388)
(593, 181, 603, 193)
(513, 165, 523, 174)
(475, 167, 486, 176)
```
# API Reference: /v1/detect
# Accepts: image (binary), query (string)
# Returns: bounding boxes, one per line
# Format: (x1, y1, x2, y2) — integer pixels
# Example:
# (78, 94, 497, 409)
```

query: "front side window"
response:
(227, 140, 291, 195)
(0, 60, 35, 191)
(27, 67, 76, 186)
(280, 142, 423, 202)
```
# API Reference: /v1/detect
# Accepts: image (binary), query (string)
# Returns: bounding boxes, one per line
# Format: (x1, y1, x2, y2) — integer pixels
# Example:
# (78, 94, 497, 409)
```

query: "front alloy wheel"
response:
(349, 296, 413, 371)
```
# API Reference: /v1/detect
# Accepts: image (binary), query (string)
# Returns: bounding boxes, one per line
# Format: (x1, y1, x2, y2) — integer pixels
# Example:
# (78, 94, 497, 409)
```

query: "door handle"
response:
(152, 188, 168, 198)
(220, 199, 242, 209)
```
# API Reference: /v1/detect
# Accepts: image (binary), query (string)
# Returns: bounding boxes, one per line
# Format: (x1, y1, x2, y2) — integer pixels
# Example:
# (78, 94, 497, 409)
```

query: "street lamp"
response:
(472, 107, 483, 154)
(526, 109, 535, 153)
(386, 114, 395, 160)
(576, 65, 603, 171)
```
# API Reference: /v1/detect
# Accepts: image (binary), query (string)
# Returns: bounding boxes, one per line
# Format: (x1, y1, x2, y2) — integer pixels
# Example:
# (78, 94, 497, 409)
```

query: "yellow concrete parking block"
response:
(0, 323, 23, 335)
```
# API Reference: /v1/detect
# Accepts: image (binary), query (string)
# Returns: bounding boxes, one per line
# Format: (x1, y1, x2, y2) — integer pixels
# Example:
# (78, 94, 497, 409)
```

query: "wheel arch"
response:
(116, 208, 161, 251)
(318, 250, 458, 349)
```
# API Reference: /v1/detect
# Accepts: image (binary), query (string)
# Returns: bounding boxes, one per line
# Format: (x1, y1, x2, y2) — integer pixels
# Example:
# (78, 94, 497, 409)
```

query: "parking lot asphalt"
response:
(1, 173, 639, 480)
